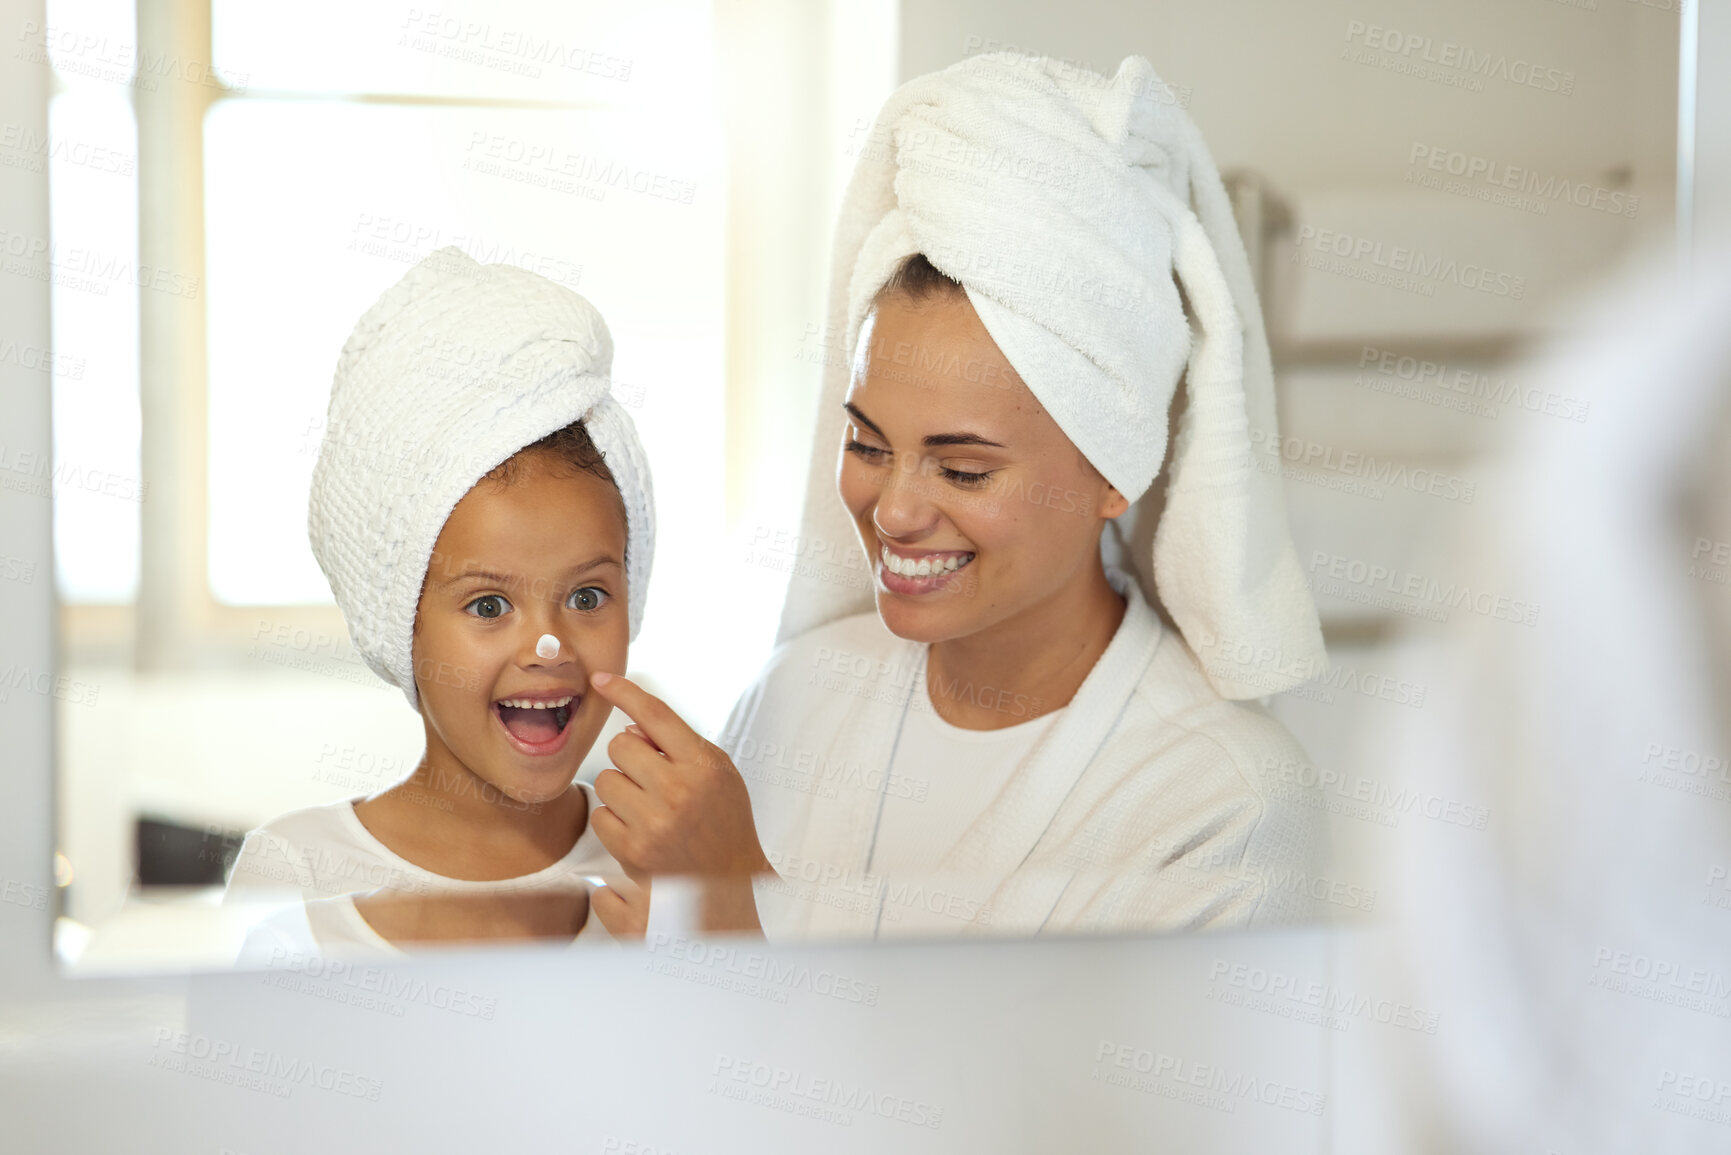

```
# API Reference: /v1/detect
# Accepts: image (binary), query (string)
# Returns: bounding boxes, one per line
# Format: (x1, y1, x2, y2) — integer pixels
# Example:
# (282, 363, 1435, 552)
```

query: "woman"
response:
(592, 51, 1330, 937)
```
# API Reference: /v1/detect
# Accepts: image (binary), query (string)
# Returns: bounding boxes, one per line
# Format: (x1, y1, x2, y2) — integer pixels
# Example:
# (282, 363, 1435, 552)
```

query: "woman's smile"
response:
(876, 540, 977, 595)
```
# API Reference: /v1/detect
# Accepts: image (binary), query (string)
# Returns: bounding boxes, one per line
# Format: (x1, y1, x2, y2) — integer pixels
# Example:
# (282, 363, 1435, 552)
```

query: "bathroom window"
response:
(53, 0, 728, 685)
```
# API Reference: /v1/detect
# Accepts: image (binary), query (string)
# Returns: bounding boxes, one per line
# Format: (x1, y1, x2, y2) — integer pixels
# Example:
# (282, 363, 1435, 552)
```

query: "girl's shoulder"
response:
(240, 798, 371, 854)
(222, 799, 396, 904)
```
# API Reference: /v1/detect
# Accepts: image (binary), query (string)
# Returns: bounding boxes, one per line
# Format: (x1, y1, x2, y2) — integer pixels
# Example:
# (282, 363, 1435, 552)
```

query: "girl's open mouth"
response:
(493, 694, 577, 754)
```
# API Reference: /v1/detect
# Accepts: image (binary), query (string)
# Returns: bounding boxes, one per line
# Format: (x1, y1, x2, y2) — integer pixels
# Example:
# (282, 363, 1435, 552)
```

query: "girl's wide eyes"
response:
(466, 594, 512, 619)
(465, 589, 608, 617)
(567, 586, 609, 613)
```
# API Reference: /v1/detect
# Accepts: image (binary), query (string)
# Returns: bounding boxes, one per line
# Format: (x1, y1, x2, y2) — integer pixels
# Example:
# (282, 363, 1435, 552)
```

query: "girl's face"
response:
(838, 291, 1129, 646)
(412, 456, 629, 804)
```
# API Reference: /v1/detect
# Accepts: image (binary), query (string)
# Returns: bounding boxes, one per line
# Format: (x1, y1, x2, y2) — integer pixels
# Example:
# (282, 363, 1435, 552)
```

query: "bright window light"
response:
(203, 98, 723, 609)
(48, 91, 142, 603)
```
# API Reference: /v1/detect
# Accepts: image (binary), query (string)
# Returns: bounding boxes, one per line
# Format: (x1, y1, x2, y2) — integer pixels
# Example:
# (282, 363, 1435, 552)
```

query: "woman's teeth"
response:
(880, 545, 974, 578)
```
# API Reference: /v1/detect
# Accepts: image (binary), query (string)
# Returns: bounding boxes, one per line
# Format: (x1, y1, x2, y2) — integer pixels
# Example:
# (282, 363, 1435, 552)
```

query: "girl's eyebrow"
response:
(569, 553, 622, 574)
(437, 555, 621, 590)
(436, 567, 517, 590)
(844, 401, 1005, 449)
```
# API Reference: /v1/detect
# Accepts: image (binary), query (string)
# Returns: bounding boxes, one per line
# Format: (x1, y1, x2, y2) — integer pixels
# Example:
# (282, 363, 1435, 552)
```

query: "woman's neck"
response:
(925, 561, 1127, 731)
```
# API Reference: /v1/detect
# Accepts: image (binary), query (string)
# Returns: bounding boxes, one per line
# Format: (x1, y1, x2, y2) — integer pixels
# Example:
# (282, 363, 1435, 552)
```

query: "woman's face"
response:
(838, 290, 1129, 645)
(412, 456, 630, 804)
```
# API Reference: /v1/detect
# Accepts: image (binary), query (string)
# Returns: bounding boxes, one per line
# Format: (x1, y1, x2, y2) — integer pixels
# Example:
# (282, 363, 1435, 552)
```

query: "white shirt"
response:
(235, 888, 610, 965)
(869, 667, 1062, 876)
(235, 893, 407, 964)
(224, 781, 621, 955)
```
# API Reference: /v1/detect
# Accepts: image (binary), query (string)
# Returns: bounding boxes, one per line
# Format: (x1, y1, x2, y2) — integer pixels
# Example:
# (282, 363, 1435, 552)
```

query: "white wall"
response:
(899, 0, 1678, 199)
(0, 0, 56, 996)
(1696, 0, 1731, 243)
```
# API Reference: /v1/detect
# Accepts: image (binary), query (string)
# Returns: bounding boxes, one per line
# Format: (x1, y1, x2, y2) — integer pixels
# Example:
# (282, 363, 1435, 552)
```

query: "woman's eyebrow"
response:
(922, 431, 1006, 449)
(844, 402, 1005, 449)
(843, 402, 887, 439)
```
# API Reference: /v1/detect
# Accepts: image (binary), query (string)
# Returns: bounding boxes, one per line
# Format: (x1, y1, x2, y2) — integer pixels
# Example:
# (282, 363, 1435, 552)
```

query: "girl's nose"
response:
(527, 629, 568, 666)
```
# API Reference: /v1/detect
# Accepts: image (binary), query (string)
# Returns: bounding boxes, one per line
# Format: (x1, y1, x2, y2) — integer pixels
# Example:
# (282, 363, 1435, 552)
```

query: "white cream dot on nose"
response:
(535, 634, 560, 659)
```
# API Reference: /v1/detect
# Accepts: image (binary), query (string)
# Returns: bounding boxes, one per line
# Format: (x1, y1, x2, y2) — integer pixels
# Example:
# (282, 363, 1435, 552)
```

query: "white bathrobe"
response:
(723, 570, 1329, 939)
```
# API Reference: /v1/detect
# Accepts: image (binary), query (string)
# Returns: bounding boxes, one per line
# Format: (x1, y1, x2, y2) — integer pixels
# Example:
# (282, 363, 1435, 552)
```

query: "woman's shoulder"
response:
(753, 611, 909, 685)
(1115, 631, 1313, 780)
(1095, 643, 1327, 912)
(721, 612, 911, 750)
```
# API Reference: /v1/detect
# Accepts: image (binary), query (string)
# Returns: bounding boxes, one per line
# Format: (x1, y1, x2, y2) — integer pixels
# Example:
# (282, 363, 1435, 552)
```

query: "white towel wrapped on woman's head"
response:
(308, 246, 655, 711)
(782, 51, 1325, 699)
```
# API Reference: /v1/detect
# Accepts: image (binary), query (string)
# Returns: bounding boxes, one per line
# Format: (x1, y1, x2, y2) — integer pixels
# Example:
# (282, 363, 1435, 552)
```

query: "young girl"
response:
(223, 246, 657, 951)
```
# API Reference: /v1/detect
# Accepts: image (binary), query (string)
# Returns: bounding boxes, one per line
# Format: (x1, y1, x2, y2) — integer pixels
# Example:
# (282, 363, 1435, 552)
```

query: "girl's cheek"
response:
(451, 629, 506, 675)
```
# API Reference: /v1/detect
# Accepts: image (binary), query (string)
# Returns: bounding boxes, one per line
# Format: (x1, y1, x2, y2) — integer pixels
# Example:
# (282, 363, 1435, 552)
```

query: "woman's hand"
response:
(587, 672, 773, 881)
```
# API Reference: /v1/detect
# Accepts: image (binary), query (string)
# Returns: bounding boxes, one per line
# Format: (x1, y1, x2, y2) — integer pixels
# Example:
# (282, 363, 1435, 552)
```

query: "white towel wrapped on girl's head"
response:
(307, 246, 656, 711)
(784, 52, 1325, 699)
